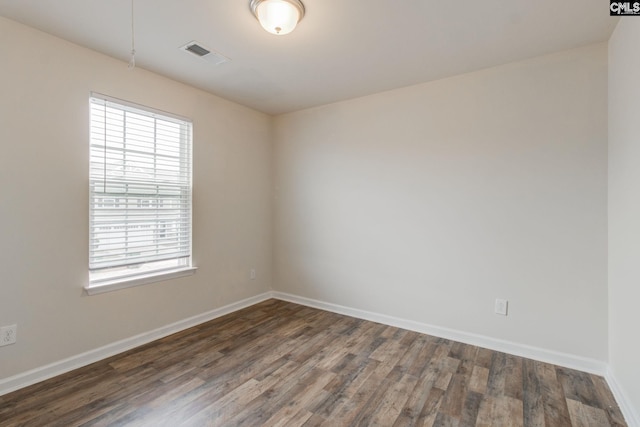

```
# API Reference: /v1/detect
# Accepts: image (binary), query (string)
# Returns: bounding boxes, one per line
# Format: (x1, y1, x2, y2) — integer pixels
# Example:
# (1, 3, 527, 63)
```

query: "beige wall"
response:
(0, 16, 272, 378)
(274, 44, 608, 360)
(608, 18, 640, 418)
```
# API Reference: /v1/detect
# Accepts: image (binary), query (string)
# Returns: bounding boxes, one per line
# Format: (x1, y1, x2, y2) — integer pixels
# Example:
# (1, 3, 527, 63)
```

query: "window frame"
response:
(85, 93, 196, 295)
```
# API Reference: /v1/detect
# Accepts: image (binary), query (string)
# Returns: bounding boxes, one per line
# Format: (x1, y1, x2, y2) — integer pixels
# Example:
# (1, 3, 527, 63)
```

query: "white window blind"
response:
(89, 94, 192, 284)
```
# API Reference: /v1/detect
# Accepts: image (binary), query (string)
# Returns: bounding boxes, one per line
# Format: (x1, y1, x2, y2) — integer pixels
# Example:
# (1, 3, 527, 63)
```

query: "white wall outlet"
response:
(494, 299, 508, 316)
(250, 268, 256, 280)
(0, 324, 17, 346)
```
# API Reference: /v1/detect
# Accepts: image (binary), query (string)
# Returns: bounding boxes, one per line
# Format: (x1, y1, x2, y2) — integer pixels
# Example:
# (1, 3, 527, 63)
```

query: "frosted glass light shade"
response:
(250, 0, 305, 35)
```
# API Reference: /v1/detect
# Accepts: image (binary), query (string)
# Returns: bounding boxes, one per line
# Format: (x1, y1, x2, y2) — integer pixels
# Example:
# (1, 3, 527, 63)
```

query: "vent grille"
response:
(185, 43, 210, 57)
(180, 41, 230, 66)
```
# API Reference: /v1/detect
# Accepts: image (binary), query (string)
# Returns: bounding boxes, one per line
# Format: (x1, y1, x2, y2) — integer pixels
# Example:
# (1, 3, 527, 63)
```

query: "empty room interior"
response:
(0, 0, 639, 426)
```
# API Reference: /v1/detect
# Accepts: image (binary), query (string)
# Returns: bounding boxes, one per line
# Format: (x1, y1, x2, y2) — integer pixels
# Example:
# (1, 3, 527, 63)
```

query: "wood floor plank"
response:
(567, 397, 614, 427)
(557, 367, 603, 409)
(474, 347, 495, 369)
(523, 358, 546, 427)
(350, 366, 404, 426)
(266, 408, 314, 427)
(406, 339, 438, 378)
(536, 361, 574, 427)
(392, 366, 441, 426)
(312, 354, 379, 418)
(591, 375, 628, 426)
(301, 413, 326, 426)
(260, 370, 336, 427)
(468, 365, 490, 394)
(367, 373, 419, 426)
(432, 412, 460, 427)
(459, 389, 483, 426)
(416, 386, 446, 427)
(504, 353, 524, 401)
(486, 351, 508, 397)
(0, 299, 627, 427)
(477, 395, 524, 427)
(438, 373, 469, 418)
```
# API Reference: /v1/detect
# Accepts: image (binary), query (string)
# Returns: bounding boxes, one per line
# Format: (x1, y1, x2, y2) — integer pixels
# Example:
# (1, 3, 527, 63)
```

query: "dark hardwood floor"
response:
(0, 299, 627, 426)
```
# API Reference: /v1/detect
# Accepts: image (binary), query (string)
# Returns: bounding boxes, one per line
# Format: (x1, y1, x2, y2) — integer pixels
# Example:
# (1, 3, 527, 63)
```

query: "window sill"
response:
(85, 267, 197, 295)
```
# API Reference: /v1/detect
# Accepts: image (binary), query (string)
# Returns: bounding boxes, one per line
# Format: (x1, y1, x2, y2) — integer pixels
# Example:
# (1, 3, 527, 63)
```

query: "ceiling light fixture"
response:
(250, 0, 305, 35)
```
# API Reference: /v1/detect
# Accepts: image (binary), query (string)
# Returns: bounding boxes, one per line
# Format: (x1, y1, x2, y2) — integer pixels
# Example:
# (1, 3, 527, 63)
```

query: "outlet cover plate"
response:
(0, 324, 17, 346)
(495, 299, 508, 316)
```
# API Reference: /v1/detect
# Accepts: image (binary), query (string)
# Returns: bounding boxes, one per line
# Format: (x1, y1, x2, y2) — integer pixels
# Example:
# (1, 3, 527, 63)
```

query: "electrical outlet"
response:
(0, 324, 17, 346)
(250, 268, 256, 280)
(494, 299, 508, 316)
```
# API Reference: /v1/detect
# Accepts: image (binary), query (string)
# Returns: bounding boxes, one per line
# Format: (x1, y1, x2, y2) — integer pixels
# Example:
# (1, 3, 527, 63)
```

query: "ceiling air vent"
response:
(185, 43, 210, 57)
(180, 41, 230, 66)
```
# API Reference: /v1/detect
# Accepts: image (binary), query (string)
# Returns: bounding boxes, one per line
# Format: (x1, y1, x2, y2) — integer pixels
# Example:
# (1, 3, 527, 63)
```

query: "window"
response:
(88, 94, 194, 293)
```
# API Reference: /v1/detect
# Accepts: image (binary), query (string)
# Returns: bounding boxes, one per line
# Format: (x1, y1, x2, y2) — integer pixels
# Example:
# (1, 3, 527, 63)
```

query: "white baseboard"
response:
(605, 367, 640, 427)
(0, 292, 273, 397)
(271, 292, 608, 375)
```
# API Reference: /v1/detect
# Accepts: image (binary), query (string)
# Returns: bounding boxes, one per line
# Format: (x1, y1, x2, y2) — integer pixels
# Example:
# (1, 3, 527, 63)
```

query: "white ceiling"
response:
(0, 0, 618, 115)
